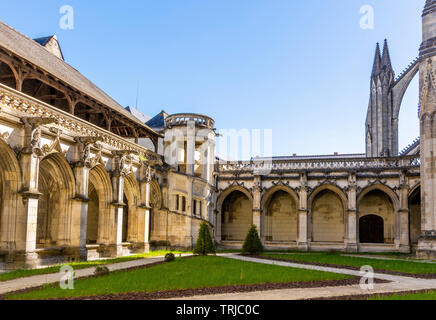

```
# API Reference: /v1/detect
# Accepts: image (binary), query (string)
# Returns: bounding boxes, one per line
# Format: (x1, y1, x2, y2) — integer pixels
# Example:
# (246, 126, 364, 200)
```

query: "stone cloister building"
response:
(0, 2, 434, 269)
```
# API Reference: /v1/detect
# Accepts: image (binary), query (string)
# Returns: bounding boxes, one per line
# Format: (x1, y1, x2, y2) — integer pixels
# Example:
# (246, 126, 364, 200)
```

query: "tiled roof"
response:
(0, 20, 157, 135)
(125, 106, 152, 124)
(146, 110, 168, 130)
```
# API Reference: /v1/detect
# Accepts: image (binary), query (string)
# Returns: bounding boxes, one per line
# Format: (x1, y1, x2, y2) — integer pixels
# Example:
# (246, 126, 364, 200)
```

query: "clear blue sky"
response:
(0, 0, 425, 157)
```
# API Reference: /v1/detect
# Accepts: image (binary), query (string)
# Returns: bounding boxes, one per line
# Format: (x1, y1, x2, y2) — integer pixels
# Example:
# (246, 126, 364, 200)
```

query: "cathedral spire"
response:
(371, 42, 382, 77)
(381, 39, 393, 74)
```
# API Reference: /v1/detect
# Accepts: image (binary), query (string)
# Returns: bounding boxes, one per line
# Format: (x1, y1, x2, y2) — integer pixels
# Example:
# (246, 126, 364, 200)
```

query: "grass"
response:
(368, 290, 436, 300)
(7, 255, 353, 300)
(260, 252, 436, 276)
(0, 250, 189, 282)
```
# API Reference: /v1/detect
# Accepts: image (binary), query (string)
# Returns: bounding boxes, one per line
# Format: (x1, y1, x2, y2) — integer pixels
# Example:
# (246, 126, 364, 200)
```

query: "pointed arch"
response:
(0, 139, 22, 250)
(37, 152, 75, 247)
(122, 173, 140, 243)
(357, 183, 399, 211)
(261, 186, 298, 243)
(308, 184, 348, 211)
(261, 185, 299, 209)
(218, 185, 253, 242)
(408, 184, 421, 246)
(149, 180, 162, 241)
(149, 180, 162, 209)
(88, 164, 113, 245)
(308, 185, 347, 243)
(357, 184, 398, 244)
(217, 185, 253, 211)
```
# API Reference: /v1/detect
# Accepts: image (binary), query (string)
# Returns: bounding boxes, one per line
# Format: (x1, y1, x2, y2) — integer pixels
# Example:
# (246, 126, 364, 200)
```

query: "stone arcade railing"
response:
(216, 155, 421, 173)
(0, 83, 162, 161)
(165, 113, 215, 129)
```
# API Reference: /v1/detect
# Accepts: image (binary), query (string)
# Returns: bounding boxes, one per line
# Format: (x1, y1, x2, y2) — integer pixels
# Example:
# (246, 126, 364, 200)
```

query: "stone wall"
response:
(311, 190, 345, 243)
(264, 190, 297, 242)
(221, 191, 252, 241)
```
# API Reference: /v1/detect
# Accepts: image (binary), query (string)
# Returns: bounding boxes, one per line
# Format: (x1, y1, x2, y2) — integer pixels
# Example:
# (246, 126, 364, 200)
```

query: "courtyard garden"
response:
(0, 250, 190, 282)
(5, 255, 355, 300)
(1, 226, 435, 300)
(258, 252, 436, 277)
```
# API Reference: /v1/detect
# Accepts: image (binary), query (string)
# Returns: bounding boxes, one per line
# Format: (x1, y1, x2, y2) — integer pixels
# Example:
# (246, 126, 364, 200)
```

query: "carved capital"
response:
(112, 149, 137, 176)
(21, 117, 58, 156)
(74, 136, 104, 168)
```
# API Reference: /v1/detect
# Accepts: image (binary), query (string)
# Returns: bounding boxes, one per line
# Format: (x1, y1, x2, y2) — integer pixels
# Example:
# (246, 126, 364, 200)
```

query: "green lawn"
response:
(260, 252, 436, 276)
(0, 250, 189, 282)
(7, 256, 353, 300)
(368, 290, 436, 300)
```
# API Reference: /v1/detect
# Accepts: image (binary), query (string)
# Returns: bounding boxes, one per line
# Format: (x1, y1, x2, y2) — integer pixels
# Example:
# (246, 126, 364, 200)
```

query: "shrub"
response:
(94, 266, 110, 277)
(193, 222, 216, 256)
(242, 225, 264, 255)
(165, 253, 175, 262)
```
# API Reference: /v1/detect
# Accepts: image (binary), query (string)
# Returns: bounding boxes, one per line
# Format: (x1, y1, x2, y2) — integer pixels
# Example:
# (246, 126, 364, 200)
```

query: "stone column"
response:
(112, 173, 125, 257)
(399, 174, 411, 252)
(74, 137, 102, 260)
(252, 176, 262, 242)
(418, 0, 436, 259)
(142, 180, 151, 250)
(345, 173, 358, 252)
(186, 120, 195, 176)
(19, 159, 40, 268)
(297, 173, 309, 251)
(215, 209, 221, 242)
(18, 117, 56, 267)
(138, 163, 152, 253)
(202, 133, 216, 184)
(111, 151, 128, 257)
(74, 165, 90, 260)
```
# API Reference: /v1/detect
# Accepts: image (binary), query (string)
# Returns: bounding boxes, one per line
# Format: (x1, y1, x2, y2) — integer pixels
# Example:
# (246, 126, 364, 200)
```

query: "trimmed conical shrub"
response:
(193, 222, 216, 255)
(242, 224, 264, 255)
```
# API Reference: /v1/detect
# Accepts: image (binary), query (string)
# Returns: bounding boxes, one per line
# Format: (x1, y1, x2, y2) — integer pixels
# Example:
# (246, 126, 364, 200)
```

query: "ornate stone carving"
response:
(112, 150, 138, 176)
(140, 162, 153, 183)
(21, 116, 58, 156)
(74, 136, 104, 168)
(344, 172, 358, 193)
(0, 86, 161, 163)
(0, 130, 10, 142)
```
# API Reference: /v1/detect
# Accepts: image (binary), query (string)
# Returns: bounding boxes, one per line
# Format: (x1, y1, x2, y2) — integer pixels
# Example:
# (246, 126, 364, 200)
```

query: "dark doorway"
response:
(359, 215, 384, 243)
(122, 194, 129, 243)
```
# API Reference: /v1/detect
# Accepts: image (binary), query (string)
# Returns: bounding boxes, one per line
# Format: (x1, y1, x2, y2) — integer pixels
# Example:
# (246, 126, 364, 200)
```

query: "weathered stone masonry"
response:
(0, 2, 435, 269)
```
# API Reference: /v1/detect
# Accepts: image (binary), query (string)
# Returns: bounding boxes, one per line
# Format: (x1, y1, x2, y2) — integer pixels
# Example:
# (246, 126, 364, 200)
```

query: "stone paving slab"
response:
(0, 257, 164, 295)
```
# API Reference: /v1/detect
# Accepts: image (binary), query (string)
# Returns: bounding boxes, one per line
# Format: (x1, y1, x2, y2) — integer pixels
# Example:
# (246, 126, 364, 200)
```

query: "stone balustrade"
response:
(0, 83, 162, 161)
(165, 113, 215, 129)
(216, 155, 421, 173)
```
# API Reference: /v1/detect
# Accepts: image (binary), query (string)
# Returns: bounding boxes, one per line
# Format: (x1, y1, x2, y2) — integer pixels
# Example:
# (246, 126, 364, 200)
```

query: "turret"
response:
(163, 113, 216, 184)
